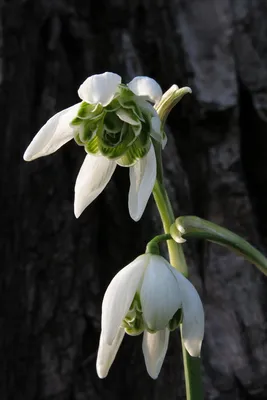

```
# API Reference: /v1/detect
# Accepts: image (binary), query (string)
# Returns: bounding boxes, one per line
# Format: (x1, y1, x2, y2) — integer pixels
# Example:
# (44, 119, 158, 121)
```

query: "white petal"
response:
(173, 270, 205, 357)
(140, 255, 182, 331)
(78, 72, 121, 106)
(23, 103, 81, 161)
(101, 254, 149, 345)
(96, 327, 125, 378)
(128, 76, 162, 104)
(142, 329, 170, 379)
(128, 144, 157, 221)
(74, 154, 116, 218)
(150, 116, 162, 143)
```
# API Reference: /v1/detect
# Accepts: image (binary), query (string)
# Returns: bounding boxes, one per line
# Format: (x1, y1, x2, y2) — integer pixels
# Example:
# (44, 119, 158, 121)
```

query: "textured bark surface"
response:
(1, 0, 267, 399)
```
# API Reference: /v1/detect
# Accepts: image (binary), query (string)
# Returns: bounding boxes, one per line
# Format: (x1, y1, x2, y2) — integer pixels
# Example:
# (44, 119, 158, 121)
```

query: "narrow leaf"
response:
(172, 216, 267, 276)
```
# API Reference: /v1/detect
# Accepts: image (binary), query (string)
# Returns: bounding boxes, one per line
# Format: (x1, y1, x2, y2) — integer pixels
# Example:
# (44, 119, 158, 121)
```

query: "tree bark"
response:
(1, 0, 267, 399)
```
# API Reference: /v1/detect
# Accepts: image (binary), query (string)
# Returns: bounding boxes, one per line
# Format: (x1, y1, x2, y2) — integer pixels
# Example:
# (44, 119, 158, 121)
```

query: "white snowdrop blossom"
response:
(96, 254, 204, 379)
(23, 72, 164, 221)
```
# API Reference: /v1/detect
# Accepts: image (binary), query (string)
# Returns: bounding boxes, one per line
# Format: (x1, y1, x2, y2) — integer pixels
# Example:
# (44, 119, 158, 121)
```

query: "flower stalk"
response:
(145, 234, 172, 255)
(153, 91, 204, 400)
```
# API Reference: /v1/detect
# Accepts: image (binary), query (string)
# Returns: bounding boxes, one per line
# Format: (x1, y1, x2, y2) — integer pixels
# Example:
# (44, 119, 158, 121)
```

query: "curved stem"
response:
(146, 233, 172, 254)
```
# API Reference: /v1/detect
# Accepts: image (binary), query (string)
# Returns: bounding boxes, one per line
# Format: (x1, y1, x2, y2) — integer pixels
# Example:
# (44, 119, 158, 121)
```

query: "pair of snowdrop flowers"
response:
(97, 253, 204, 379)
(23, 72, 165, 221)
(23, 71, 204, 379)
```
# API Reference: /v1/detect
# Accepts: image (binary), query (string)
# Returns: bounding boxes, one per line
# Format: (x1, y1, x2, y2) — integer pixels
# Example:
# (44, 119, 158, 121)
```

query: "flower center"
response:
(71, 84, 162, 166)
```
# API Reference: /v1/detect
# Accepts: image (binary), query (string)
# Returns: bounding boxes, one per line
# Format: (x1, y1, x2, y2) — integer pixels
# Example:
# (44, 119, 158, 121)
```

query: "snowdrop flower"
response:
(23, 72, 164, 221)
(96, 254, 204, 379)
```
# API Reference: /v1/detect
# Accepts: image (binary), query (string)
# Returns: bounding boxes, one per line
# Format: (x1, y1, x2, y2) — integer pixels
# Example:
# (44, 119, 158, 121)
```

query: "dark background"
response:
(1, 0, 267, 399)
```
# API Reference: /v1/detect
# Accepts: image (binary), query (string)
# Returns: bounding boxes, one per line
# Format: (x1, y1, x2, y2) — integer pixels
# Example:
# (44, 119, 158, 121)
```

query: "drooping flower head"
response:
(73, 72, 164, 166)
(23, 72, 165, 220)
(97, 254, 204, 379)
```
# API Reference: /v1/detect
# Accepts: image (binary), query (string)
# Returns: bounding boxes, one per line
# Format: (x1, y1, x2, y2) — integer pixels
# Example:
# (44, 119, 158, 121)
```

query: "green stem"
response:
(153, 180, 188, 276)
(146, 234, 172, 255)
(152, 145, 203, 400)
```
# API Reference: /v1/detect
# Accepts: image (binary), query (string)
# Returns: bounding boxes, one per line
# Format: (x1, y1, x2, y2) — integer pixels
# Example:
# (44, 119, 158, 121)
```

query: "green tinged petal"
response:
(116, 107, 140, 126)
(105, 98, 121, 112)
(77, 102, 103, 119)
(117, 136, 151, 167)
(85, 136, 99, 154)
(104, 112, 123, 133)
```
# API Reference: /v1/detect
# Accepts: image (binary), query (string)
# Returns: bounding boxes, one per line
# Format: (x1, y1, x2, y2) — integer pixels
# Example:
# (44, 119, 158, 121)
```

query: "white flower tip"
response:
(171, 84, 179, 91)
(23, 149, 32, 162)
(78, 72, 121, 106)
(183, 86, 192, 94)
(96, 363, 108, 379)
(74, 198, 84, 218)
(148, 370, 160, 380)
(74, 207, 81, 219)
(128, 76, 163, 104)
(184, 339, 202, 358)
(129, 210, 141, 222)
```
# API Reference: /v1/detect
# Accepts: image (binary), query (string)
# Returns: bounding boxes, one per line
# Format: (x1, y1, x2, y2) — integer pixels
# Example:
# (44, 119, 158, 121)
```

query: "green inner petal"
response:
(105, 98, 121, 112)
(104, 112, 123, 133)
(85, 136, 100, 154)
(116, 107, 141, 126)
(98, 123, 135, 159)
(77, 101, 103, 120)
(117, 136, 150, 167)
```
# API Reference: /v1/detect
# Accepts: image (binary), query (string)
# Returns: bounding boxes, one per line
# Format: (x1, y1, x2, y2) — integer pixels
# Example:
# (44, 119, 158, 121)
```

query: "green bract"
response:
(71, 84, 160, 166)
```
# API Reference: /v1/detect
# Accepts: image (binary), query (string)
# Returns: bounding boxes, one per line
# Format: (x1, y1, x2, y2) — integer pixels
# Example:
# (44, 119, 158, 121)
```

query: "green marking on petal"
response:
(105, 98, 121, 112)
(116, 108, 140, 126)
(98, 123, 136, 159)
(77, 101, 103, 120)
(85, 136, 99, 154)
(116, 139, 150, 167)
(79, 120, 96, 142)
(71, 116, 82, 126)
(104, 112, 123, 133)
(132, 123, 142, 137)
(118, 84, 135, 99)
(74, 133, 84, 146)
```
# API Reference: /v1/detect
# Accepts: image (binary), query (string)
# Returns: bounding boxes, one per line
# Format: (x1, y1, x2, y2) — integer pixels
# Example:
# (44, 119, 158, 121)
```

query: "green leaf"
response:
(171, 216, 267, 276)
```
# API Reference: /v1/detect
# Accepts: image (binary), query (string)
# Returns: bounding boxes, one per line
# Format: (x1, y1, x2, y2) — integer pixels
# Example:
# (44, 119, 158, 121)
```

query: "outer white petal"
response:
(96, 327, 125, 378)
(74, 154, 116, 218)
(128, 144, 157, 221)
(78, 72, 121, 106)
(173, 270, 205, 357)
(140, 255, 182, 331)
(150, 116, 162, 143)
(101, 254, 149, 345)
(128, 76, 163, 104)
(23, 103, 81, 161)
(142, 329, 170, 379)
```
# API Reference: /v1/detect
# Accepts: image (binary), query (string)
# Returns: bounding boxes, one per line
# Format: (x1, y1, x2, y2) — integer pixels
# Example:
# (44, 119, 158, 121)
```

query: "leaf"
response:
(171, 216, 267, 276)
